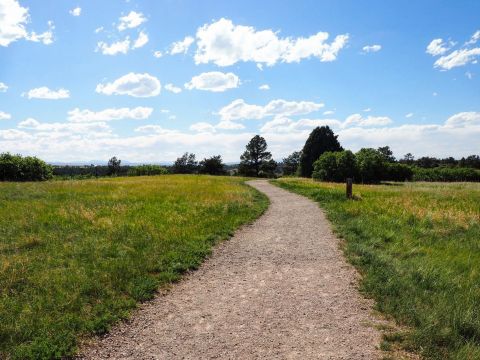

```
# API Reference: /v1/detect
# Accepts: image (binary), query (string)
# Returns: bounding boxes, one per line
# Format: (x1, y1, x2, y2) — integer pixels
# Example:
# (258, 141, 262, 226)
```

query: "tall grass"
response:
(0, 175, 268, 359)
(273, 178, 480, 359)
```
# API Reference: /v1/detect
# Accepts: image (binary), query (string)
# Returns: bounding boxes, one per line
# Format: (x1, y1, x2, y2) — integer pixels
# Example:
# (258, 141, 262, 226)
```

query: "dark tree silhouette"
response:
(282, 151, 302, 176)
(173, 152, 198, 174)
(107, 156, 121, 176)
(238, 135, 276, 177)
(299, 126, 343, 177)
(199, 155, 226, 175)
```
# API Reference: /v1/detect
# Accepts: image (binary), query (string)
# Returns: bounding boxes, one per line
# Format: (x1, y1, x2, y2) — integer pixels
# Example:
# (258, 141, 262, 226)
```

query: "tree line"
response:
(1, 125, 479, 182)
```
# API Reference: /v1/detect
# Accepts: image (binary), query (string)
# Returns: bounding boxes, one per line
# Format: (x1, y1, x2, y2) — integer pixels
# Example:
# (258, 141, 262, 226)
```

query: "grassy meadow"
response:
(273, 178, 480, 359)
(0, 175, 268, 359)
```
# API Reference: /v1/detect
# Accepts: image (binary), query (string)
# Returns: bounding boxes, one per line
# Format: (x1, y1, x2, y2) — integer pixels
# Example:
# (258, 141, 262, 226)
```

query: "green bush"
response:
(0, 153, 53, 181)
(312, 150, 356, 182)
(127, 164, 169, 176)
(384, 162, 413, 182)
(413, 167, 480, 182)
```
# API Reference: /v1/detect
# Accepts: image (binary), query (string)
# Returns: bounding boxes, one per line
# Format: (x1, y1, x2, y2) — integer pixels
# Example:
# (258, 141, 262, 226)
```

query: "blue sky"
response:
(0, 0, 479, 163)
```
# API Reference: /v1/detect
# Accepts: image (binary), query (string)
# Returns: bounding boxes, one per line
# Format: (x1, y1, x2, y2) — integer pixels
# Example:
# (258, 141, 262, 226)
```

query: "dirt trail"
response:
(81, 180, 382, 359)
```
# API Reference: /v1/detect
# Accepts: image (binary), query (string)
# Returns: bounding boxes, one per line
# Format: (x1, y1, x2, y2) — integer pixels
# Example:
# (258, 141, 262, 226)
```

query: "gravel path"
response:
(81, 180, 382, 359)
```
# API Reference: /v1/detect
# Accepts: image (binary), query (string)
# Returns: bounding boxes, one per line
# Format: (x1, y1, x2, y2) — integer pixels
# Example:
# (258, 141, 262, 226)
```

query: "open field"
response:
(273, 178, 480, 359)
(0, 175, 268, 360)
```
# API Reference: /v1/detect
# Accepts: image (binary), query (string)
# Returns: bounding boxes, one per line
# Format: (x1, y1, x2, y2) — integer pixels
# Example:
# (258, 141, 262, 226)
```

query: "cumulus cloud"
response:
(428, 31, 480, 70)
(0, 0, 55, 46)
(194, 18, 348, 67)
(185, 71, 240, 92)
(96, 38, 131, 55)
(153, 50, 163, 58)
(133, 31, 149, 49)
(170, 36, 194, 55)
(444, 111, 480, 127)
(2, 111, 479, 163)
(23, 87, 70, 99)
(0, 111, 12, 120)
(219, 99, 324, 121)
(426, 39, 451, 56)
(0, 82, 8, 92)
(405, 113, 414, 118)
(343, 113, 392, 127)
(362, 44, 381, 53)
(434, 48, 480, 70)
(189, 122, 216, 133)
(69, 7, 81, 16)
(96, 73, 161, 97)
(67, 107, 153, 122)
(259, 84, 270, 90)
(117, 11, 146, 31)
(164, 83, 182, 94)
(97, 31, 148, 55)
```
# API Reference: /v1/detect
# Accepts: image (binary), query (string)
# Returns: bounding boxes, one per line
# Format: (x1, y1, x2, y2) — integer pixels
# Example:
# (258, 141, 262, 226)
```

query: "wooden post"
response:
(346, 178, 353, 199)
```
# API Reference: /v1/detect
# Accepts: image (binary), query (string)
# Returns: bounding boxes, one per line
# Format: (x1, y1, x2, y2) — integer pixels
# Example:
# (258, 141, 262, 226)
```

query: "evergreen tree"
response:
(299, 126, 343, 177)
(238, 135, 276, 177)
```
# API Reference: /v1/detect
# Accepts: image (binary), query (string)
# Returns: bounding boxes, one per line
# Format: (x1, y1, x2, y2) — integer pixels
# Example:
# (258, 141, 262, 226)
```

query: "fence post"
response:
(346, 178, 353, 199)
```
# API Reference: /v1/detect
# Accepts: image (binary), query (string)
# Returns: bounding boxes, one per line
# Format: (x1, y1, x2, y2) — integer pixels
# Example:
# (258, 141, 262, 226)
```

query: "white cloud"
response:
(25, 20, 54, 45)
(0, 0, 54, 46)
(444, 112, 480, 127)
(433, 92, 438, 96)
(133, 31, 148, 49)
(215, 120, 245, 130)
(465, 30, 480, 46)
(362, 44, 381, 53)
(363, 108, 371, 112)
(185, 71, 240, 92)
(259, 84, 270, 90)
(67, 107, 153, 122)
(434, 48, 480, 70)
(465, 71, 473, 79)
(96, 38, 131, 55)
(168, 115, 176, 120)
(0, 111, 12, 120)
(165, 83, 182, 93)
(170, 36, 194, 55)
(194, 18, 348, 67)
(18, 117, 111, 135)
(95, 26, 104, 34)
(260, 116, 341, 133)
(96, 73, 161, 97)
(189, 122, 216, 133)
(343, 113, 392, 127)
(426, 39, 451, 56)
(0, 82, 8, 92)
(117, 11, 146, 31)
(2, 111, 479, 163)
(69, 7, 81, 16)
(405, 112, 414, 118)
(23, 87, 70, 99)
(153, 50, 163, 58)
(323, 110, 335, 115)
(428, 31, 480, 70)
(219, 99, 324, 121)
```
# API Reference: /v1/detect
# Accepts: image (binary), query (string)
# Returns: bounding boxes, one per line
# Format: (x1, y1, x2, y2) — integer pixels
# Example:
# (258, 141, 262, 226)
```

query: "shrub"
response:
(356, 148, 385, 184)
(127, 165, 168, 176)
(0, 153, 53, 181)
(384, 163, 414, 181)
(312, 150, 357, 182)
(413, 167, 480, 182)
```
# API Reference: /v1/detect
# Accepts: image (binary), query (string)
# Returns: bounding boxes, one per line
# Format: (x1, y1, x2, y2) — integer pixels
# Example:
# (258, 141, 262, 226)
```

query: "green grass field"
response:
(273, 178, 480, 359)
(0, 175, 268, 359)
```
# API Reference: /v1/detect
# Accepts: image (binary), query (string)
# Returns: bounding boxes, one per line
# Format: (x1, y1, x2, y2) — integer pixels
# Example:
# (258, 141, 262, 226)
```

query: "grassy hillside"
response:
(0, 175, 268, 359)
(273, 178, 480, 360)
